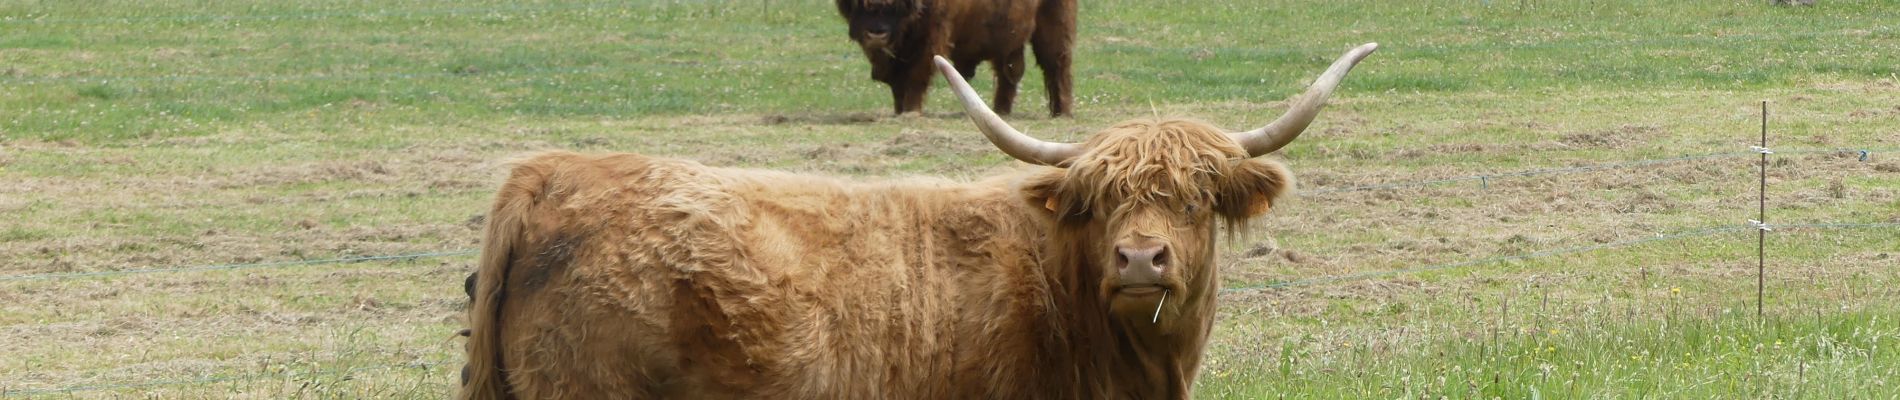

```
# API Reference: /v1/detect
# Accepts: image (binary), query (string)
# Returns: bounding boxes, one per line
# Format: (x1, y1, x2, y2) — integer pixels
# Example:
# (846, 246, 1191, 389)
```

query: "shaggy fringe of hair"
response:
(1053, 118, 1279, 237)
(1062, 119, 1243, 208)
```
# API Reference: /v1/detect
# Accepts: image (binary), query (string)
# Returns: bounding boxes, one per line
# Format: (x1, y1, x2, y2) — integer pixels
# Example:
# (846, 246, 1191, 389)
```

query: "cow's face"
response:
(836, 0, 921, 54)
(1025, 121, 1292, 323)
(930, 43, 1377, 325)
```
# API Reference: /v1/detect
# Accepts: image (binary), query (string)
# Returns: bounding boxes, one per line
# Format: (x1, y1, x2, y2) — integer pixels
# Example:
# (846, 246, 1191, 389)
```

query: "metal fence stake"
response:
(1757, 100, 1769, 319)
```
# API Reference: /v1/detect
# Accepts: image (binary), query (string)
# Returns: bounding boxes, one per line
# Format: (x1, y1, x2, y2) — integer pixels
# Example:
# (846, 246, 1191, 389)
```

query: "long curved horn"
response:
(933, 56, 1082, 166)
(1231, 43, 1379, 157)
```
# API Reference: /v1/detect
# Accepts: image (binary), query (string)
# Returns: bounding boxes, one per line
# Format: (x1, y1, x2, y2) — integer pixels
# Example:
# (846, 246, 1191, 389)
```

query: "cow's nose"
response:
(1115, 243, 1170, 281)
(867, 26, 889, 37)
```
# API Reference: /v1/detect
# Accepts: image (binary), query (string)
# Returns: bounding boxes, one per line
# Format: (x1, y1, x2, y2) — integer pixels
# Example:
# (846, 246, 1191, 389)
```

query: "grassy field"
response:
(3, 0, 1898, 397)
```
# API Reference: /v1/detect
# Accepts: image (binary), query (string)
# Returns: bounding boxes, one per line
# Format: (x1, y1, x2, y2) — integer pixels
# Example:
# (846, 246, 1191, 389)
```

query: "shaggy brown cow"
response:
(836, 0, 1075, 116)
(460, 43, 1378, 399)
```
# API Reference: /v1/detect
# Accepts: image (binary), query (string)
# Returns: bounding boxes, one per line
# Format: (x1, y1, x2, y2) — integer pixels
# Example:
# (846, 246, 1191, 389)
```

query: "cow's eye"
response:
(1184, 204, 1198, 214)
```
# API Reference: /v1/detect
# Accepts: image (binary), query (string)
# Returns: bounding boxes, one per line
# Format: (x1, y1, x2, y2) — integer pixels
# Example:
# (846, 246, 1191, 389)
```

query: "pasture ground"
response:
(3, 0, 1898, 397)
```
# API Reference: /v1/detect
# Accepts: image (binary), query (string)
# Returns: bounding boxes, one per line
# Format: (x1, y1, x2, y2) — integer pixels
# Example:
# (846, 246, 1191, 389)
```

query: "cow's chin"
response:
(1105, 284, 1175, 320)
(856, 41, 894, 57)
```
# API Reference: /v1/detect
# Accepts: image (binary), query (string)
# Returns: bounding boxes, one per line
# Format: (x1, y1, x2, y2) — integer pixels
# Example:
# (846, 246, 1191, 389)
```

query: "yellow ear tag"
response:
(1044, 196, 1061, 212)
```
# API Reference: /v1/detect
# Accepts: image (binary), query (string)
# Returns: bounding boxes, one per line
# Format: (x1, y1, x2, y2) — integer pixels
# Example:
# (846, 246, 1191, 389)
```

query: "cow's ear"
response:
(1019, 170, 1069, 215)
(1217, 159, 1295, 220)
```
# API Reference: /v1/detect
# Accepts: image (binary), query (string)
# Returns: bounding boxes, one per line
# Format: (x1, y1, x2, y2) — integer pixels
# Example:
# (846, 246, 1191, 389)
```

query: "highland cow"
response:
(460, 43, 1380, 399)
(836, 0, 1075, 116)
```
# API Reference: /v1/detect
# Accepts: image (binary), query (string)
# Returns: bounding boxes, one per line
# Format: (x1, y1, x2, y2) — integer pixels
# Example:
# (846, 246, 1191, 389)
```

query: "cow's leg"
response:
(888, 79, 911, 115)
(895, 60, 933, 115)
(990, 49, 1027, 116)
(1031, 0, 1076, 117)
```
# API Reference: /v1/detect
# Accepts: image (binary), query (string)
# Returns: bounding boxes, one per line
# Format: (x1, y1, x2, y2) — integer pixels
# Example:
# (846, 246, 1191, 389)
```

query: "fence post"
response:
(1756, 100, 1768, 318)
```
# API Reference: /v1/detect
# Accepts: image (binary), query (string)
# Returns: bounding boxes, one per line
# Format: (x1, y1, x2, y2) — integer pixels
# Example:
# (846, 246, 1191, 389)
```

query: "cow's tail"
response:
(460, 156, 556, 400)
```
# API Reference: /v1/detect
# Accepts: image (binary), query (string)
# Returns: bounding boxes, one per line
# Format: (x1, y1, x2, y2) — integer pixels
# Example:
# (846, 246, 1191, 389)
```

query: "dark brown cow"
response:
(836, 0, 1075, 116)
(460, 44, 1378, 399)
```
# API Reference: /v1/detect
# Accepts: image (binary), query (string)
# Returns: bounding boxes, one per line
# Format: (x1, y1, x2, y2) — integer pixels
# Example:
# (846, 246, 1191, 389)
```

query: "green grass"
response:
(3, 0, 1898, 398)
(1205, 305, 1900, 398)
(4, 0, 1897, 143)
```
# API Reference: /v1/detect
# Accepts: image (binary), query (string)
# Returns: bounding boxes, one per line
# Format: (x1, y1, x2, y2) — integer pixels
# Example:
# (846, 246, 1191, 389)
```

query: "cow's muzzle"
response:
(858, 38, 892, 54)
(1114, 242, 1170, 289)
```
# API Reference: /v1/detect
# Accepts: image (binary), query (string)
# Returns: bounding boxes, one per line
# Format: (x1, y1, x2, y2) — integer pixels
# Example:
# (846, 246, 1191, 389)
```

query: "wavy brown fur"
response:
(1061, 119, 1289, 211)
(461, 157, 553, 400)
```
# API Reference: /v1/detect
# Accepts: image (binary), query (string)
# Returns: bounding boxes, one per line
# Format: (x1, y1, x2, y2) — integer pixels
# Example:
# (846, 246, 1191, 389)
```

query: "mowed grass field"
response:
(4, 0, 1899, 397)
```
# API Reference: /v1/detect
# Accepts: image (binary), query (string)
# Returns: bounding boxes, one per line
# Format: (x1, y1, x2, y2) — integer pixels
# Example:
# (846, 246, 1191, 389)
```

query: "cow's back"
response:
(486, 151, 1048, 399)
